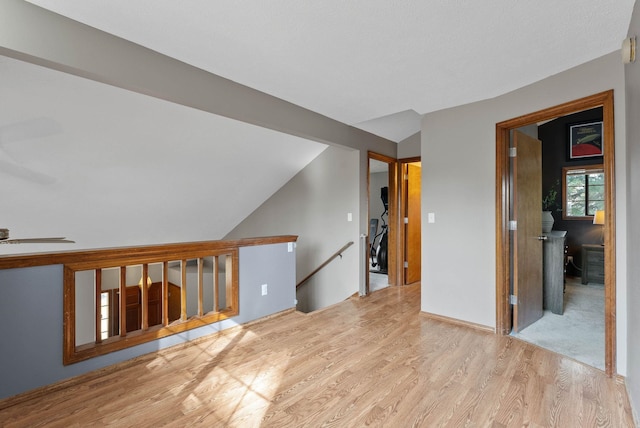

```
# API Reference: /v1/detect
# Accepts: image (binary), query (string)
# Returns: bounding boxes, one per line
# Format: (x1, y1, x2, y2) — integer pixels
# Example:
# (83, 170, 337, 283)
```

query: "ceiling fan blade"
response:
(0, 237, 75, 244)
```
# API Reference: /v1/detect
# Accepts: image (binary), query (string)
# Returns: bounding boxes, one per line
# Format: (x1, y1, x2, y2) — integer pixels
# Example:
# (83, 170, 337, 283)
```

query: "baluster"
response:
(198, 258, 204, 317)
(162, 262, 169, 326)
(141, 264, 149, 331)
(213, 255, 219, 312)
(119, 266, 127, 336)
(181, 259, 187, 321)
(95, 268, 102, 344)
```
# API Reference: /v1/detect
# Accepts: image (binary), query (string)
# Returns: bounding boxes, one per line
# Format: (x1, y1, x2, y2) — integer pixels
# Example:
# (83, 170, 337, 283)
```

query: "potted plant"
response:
(542, 180, 559, 232)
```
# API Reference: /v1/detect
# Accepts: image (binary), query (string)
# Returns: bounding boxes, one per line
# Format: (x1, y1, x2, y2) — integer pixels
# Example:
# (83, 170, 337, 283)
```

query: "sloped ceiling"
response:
(1, 1, 636, 254)
(0, 55, 327, 254)
(26, 0, 637, 141)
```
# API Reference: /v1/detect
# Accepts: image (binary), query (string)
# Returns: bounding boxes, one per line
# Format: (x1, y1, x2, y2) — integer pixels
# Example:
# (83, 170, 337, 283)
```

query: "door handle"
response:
(537, 235, 548, 241)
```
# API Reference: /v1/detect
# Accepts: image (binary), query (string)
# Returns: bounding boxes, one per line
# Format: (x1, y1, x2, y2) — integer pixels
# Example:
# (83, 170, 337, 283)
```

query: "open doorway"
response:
(367, 152, 398, 293)
(496, 91, 616, 375)
(511, 108, 607, 371)
(369, 158, 390, 291)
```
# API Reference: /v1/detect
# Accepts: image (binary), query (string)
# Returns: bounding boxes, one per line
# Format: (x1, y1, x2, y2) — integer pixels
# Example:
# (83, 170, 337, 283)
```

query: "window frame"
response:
(562, 164, 604, 220)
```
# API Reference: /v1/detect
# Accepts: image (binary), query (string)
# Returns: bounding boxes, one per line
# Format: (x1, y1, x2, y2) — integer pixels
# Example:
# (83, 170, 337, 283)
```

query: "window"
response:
(563, 164, 604, 219)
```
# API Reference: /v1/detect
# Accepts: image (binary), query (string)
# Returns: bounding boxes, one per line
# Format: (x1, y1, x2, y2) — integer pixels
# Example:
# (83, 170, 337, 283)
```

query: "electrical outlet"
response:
(261, 283, 268, 296)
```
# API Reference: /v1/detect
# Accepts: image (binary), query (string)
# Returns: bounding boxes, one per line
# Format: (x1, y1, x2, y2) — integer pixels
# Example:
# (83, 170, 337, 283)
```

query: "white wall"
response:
(75, 270, 95, 346)
(225, 145, 360, 312)
(625, 0, 640, 421)
(421, 51, 628, 374)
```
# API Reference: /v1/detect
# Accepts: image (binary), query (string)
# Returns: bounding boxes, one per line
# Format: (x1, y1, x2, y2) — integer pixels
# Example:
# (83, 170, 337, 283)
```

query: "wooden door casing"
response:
(367, 151, 399, 291)
(495, 91, 616, 375)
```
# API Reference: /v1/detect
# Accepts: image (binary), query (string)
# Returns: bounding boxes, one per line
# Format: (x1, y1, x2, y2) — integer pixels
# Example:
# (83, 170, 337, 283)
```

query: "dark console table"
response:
(543, 231, 567, 315)
(582, 244, 605, 284)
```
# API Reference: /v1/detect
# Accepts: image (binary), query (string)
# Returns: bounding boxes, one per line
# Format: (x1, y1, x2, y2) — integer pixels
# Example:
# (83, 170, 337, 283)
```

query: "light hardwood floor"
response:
(1, 284, 635, 427)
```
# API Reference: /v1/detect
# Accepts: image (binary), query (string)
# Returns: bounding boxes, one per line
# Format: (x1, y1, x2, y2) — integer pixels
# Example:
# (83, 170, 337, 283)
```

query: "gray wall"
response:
(421, 51, 629, 373)
(225, 146, 360, 312)
(625, 1, 640, 421)
(0, 242, 295, 399)
(398, 132, 421, 159)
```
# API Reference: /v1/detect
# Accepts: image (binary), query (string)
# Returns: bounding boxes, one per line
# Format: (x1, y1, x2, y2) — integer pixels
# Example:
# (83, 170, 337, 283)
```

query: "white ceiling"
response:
(26, 0, 637, 142)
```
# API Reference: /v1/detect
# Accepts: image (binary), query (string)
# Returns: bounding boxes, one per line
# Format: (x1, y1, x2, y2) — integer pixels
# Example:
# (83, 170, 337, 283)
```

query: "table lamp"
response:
(593, 210, 605, 245)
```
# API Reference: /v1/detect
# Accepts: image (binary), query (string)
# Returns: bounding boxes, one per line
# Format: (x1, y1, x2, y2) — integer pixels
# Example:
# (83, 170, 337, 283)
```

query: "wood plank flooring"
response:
(1, 284, 635, 427)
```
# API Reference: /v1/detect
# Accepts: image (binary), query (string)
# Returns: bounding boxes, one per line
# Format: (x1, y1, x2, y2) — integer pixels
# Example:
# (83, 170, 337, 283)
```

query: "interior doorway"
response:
(495, 91, 616, 375)
(367, 152, 398, 293)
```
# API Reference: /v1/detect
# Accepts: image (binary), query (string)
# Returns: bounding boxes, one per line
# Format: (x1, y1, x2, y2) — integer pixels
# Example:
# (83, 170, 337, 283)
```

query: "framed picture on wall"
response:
(568, 121, 603, 159)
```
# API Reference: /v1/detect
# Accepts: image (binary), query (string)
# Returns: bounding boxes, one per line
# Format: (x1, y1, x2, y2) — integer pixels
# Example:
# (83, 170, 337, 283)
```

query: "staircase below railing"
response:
(0, 236, 296, 366)
(296, 241, 354, 289)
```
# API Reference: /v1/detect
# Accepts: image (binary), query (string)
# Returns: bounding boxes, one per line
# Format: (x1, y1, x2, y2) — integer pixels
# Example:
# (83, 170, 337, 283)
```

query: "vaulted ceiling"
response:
(0, 54, 327, 253)
(1, 1, 636, 253)
(26, 0, 637, 141)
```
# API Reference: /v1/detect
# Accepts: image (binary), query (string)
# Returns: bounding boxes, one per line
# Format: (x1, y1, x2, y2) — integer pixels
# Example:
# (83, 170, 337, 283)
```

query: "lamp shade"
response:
(593, 210, 605, 225)
(623, 37, 636, 64)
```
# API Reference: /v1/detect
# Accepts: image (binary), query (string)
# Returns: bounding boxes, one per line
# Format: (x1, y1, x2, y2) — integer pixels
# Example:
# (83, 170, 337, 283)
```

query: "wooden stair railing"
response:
(296, 241, 354, 289)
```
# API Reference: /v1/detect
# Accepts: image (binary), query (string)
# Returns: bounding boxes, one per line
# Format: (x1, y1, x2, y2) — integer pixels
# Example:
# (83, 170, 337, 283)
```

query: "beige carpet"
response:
(369, 271, 389, 292)
(512, 277, 605, 370)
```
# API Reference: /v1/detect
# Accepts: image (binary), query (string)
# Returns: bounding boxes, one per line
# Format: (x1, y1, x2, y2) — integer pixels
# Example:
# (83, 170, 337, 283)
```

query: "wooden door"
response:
(147, 283, 163, 327)
(513, 131, 543, 332)
(168, 283, 182, 322)
(404, 163, 421, 284)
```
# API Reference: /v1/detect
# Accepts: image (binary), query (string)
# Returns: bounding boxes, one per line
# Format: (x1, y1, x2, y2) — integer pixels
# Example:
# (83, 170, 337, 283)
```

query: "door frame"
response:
(399, 156, 422, 285)
(367, 151, 399, 293)
(495, 90, 616, 375)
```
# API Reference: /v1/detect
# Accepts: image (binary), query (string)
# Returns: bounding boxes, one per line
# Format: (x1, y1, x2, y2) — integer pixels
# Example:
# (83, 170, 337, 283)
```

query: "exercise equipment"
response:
(370, 186, 388, 273)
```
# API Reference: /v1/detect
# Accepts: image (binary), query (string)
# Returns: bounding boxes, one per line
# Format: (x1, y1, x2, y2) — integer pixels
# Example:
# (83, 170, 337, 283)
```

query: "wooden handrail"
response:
(0, 235, 298, 270)
(296, 241, 354, 289)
